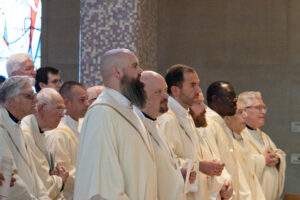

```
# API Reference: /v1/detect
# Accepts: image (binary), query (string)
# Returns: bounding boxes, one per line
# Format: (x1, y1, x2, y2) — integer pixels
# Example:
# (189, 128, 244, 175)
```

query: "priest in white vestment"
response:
(238, 91, 286, 200)
(21, 88, 69, 199)
(190, 101, 233, 200)
(74, 49, 157, 200)
(134, 71, 187, 200)
(206, 81, 265, 200)
(224, 107, 266, 200)
(158, 65, 227, 200)
(0, 76, 49, 199)
(46, 81, 89, 199)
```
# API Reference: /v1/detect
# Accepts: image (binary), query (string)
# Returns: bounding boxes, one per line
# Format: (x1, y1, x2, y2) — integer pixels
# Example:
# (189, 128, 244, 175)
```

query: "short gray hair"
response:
(238, 91, 262, 109)
(6, 53, 32, 77)
(37, 88, 62, 107)
(0, 76, 34, 105)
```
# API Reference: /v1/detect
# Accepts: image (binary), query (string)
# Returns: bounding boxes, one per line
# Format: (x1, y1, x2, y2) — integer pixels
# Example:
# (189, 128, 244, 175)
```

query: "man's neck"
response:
(209, 105, 225, 118)
(35, 114, 47, 132)
(173, 96, 189, 110)
(65, 112, 78, 122)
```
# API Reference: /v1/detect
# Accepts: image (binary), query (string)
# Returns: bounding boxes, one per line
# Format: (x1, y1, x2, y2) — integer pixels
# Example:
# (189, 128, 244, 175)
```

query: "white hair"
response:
(6, 53, 32, 77)
(0, 76, 34, 105)
(37, 88, 62, 107)
(238, 91, 262, 109)
(100, 48, 135, 81)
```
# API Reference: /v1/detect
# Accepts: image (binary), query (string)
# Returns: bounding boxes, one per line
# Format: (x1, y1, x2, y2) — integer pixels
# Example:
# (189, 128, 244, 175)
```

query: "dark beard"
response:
(189, 109, 207, 128)
(121, 75, 146, 109)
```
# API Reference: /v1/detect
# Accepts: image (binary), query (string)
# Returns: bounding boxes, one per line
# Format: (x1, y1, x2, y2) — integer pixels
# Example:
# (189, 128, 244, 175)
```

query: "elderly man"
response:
(87, 85, 104, 105)
(46, 81, 88, 199)
(21, 88, 69, 199)
(35, 66, 63, 92)
(223, 103, 266, 200)
(134, 71, 187, 200)
(158, 64, 225, 200)
(0, 76, 49, 199)
(74, 49, 156, 200)
(190, 100, 233, 200)
(238, 91, 286, 200)
(6, 53, 36, 78)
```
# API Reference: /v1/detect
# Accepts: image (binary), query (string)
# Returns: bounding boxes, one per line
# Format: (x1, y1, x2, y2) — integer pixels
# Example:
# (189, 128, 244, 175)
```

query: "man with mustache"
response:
(206, 81, 265, 200)
(46, 81, 89, 199)
(158, 64, 224, 200)
(239, 91, 286, 200)
(21, 88, 69, 199)
(190, 100, 233, 200)
(74, 49, 157, 200)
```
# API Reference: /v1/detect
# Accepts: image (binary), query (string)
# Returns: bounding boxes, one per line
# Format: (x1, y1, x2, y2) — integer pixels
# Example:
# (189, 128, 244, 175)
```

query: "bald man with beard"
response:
(134, 71, 192, 200)
(74, 49, 157, 200)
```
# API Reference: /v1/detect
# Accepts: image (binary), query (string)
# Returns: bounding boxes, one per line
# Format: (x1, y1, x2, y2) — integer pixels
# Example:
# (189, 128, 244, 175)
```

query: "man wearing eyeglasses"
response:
(21, 88, 69, 199)
(238, 91, 286, 200)
(0, 76, 50, 199)
(35, 66, 63, 92)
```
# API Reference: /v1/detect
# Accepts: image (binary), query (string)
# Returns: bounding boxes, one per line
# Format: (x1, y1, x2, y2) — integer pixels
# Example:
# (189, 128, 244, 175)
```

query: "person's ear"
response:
(170, 85, 180, 98)
(112, 67, 123, 80)
(39, 82, 47, 89)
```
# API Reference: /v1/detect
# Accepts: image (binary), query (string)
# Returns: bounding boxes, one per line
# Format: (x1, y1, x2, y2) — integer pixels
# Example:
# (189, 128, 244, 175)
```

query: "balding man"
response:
(74, 49, 156, 200)
(239, 91, 286, 200)
(134, 71, 186, 200)
(87, 85, 104, 105)
(0, 76, 49, 199)
(21, 88, 69, 199)
(46, 81, 88, 200)
(6, 53, 36, 78)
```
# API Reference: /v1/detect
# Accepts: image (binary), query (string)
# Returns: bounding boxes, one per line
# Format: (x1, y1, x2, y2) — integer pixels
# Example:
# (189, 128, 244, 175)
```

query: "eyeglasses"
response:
(245, 105, 267, 113)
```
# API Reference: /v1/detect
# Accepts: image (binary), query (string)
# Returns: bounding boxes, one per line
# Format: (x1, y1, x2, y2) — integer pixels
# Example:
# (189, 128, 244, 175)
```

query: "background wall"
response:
(43, 0, 300, 194)
(42, 0, 80, 82)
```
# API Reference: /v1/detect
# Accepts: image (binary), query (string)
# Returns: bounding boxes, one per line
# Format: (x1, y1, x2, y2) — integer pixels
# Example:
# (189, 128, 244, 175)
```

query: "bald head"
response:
(140, 71, 168, 119)
(141, 71, 165, 91)
(100, 48, 138, 84)
(87, 85, 104, 105)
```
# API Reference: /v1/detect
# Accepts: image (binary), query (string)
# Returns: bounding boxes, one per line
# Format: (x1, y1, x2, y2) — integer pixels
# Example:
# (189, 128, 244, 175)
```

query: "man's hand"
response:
(265, 149, 279, 167)
(50, 164, 69, 183)
(199, 160, 224, 176)
(181, 167, 197, 184)
(219, 180, 233, 200)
